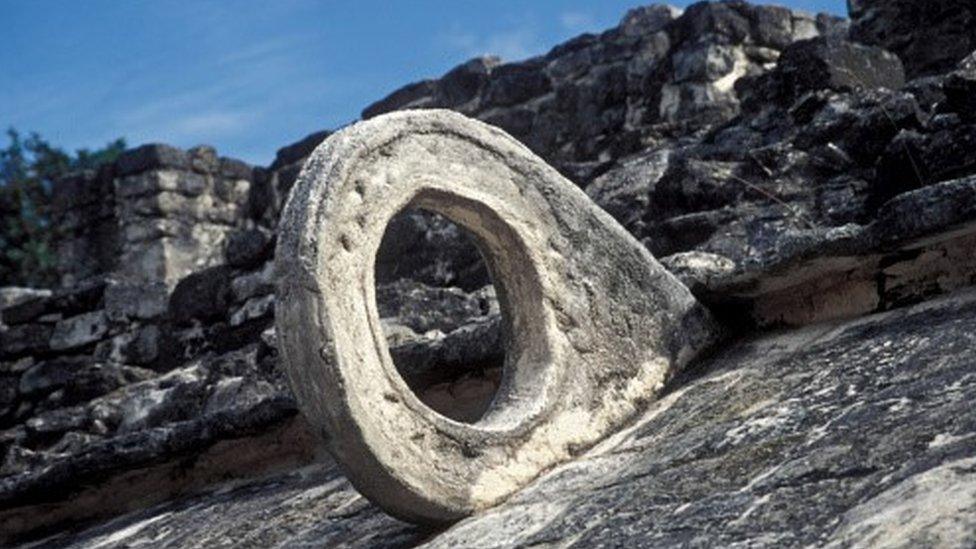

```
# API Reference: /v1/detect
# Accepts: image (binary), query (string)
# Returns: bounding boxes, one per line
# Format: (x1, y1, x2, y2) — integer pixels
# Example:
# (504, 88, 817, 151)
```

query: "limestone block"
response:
(230, 294, 275, 327)
(104, 280, 169, 322)
(275, 110, 719, 524)
(49, 311, 109, 351)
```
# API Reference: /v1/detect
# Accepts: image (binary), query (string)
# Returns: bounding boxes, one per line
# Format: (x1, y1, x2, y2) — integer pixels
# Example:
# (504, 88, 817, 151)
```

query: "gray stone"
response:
(388, 314, 502, 394)
(275, 110, 719, 523)
(229, 294, 274, 327)
(203, 376, 277, 416)
(24, 407, 88, 438)
(230, 261, 274, 303)
(374, 208, 490, 291)
(114, 143, 190, 177)
(660, 250, 737, 292)
(219, 156, 253, 180)
(270, 130, 332, 171)
(40, 289, 976, 548)
(772, 37, 905, 101)
(618, 4, 682, 37)
(18, 358, 143, 406)
(586, 149, 671, 234)
(849, 0, 976, 78)
(376, 279, 496, 334)
(0, 288, 51, 313)
(103, 280, 169, 322)
(482, 60, 551, 108)
(2, 279, 104, 326)
(49, 311, 109, 352)
(187, 145, 220, 174)
(943, 54, 976, 122)
(423, 290, 976, 547)
(0, 324, 53, 360)
(224, 228, 274, 269)
(336, 1, 850, 290)
(874, 124, 976, 206)
(93, 324, 161, 366)
(168, 266, 233, 324)
(115, 365, 207, 433)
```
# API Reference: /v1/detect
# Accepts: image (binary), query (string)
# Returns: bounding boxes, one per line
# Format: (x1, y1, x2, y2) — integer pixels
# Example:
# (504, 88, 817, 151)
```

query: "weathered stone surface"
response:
(0, 281, 509, 542)
(275, 110, 719, 523)
(659, 250, 737, 292)
(270, 132, 329, 172)
(5, 2, 976, 546)
(103, 279, 169, 321)
(374, 209, 490, 290)
(33, 461, 425, 548)
(229, 294, 274, 327)
(760, 37, 905, 103)
(48, 311, 109, 352)
(21, 360, 150, 414)
(424, 290, 976, 547)
(875, 124, 976, 206)
(849, 0, 976, 78)
(585, 149, 671, 234)
(0, 324, 52, 360)
(342, 2, 847, 292)
(168, 266, 233, 324)
(93, 324, 162, 366)
(1, 279, 104, 326)
(388, 315, 502, 403)
(115, 144, 190, 177)
(0, 288, 51, 314)
(224, 228, 274, 269)
(52, 139, 257, 296)
(42, 288, 976, 548)
(0, 344, 302, 537)
(673, 174, 976, 327)
(229, 261, 274, 303)
(376, 279, 496, 334)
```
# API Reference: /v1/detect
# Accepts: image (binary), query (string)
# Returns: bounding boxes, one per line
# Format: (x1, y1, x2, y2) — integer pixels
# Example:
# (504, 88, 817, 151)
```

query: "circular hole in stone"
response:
(375, 207, 505, 423)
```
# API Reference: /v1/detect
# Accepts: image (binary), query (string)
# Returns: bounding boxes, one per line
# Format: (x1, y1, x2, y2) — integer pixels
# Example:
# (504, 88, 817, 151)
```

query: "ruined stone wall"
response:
(52, 144, 257, 289)
(362, 3, 847, 184)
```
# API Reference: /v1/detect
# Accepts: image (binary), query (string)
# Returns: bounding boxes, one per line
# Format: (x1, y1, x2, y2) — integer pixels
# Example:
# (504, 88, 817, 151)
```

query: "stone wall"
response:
(53, 143, 257, 302)
(362, 3, 846, 184)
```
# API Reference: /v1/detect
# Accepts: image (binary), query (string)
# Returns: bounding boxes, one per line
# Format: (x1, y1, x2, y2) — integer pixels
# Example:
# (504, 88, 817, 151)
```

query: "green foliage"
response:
(0, 129, 126, 287)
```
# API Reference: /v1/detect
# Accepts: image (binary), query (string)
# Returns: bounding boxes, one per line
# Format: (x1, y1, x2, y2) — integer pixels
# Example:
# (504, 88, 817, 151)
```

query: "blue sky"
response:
(0, 0, 846, 165)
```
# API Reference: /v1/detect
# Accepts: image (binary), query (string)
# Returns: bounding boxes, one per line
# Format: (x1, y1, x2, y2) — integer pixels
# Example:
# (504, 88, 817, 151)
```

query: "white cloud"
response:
(103, 33, 319, 152)
(169, 111, 252, 138)
(559, 11, 594, 32)
(215, 35, 311, 68)
(442, 25, 540, 62)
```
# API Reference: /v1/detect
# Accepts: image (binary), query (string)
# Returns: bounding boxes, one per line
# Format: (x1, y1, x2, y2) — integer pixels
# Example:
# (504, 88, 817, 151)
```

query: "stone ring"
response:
(275, 110, 717, 524)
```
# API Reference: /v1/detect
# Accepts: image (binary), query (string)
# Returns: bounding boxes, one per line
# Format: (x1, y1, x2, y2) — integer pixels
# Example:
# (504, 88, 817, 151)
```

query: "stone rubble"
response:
(33, 288, 976, 548)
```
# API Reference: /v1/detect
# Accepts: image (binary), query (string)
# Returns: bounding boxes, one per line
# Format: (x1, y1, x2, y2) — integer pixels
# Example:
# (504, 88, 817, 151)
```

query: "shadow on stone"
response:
(375, 207, 502, 424)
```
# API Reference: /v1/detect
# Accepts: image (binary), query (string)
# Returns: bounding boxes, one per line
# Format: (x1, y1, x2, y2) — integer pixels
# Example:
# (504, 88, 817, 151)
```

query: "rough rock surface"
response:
(37, 289, 976, 547)
(355, 3, 848, 289)
(849, 0, 976, 78)
(348, 1, 976, 300)
(1, 0, 976, 545)
(0, 272, 505, 541)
